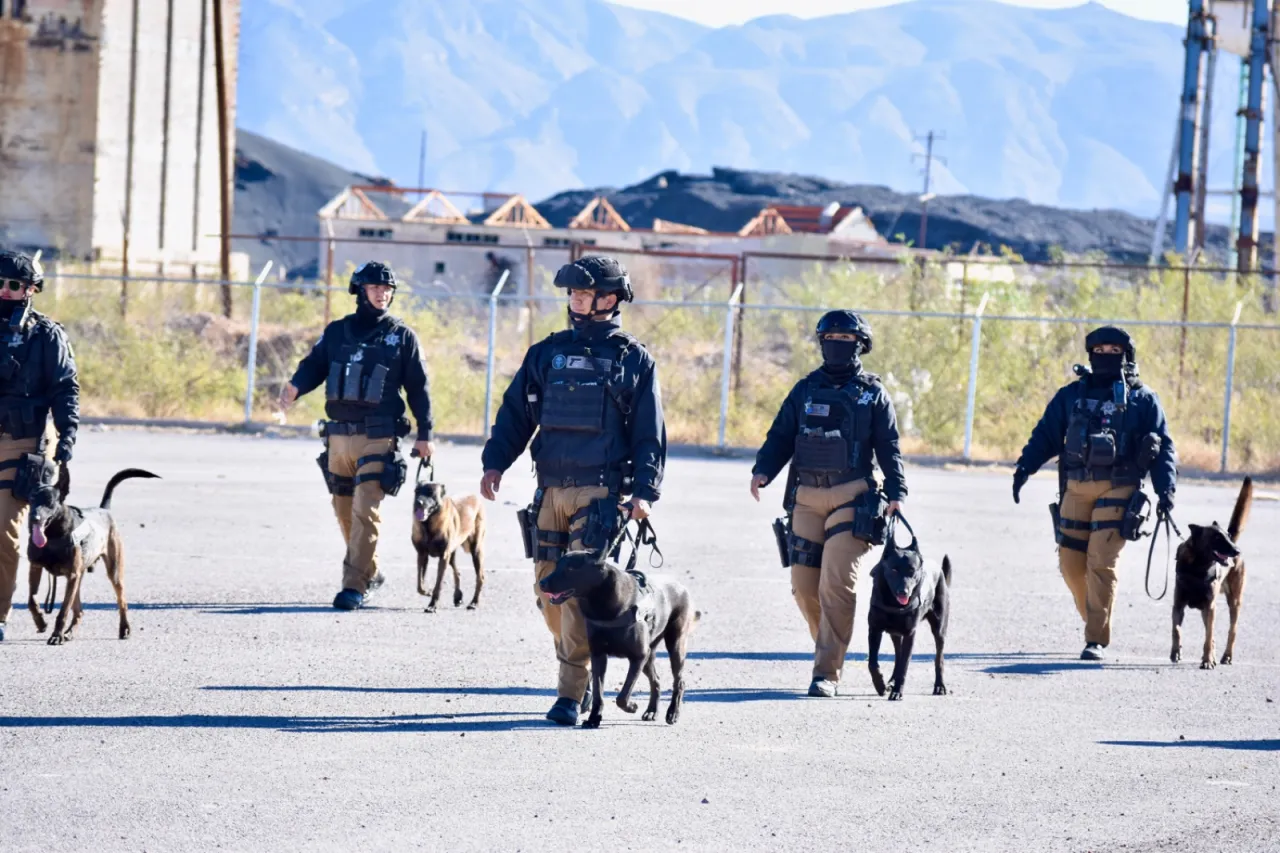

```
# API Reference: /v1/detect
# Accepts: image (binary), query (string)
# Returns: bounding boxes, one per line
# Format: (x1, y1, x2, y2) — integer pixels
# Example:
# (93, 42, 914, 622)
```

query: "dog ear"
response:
(1187, 523, 1204, 540)
(439, 483, 448, 498)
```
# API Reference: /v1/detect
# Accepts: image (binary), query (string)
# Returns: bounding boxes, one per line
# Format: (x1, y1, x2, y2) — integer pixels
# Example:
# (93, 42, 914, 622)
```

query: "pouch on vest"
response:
(363, 364, 389, 405)
(540, 381, 607, 432)
(342, 362, 364, 402)
(1063, 422, 1089, 468)
(325, 363, 343, 401)
(11, 453, 55, 502)
(851, 488, 890, 545)
(1120, 490, 1151, 541)
(772, 517, 790, 568)
(1087, 432, 1118, 468)
(793, 431, 849, 474)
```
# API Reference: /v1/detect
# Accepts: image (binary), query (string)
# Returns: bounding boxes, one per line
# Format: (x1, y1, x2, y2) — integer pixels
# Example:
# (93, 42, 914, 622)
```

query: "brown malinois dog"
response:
(412, 474, 486, 613)
(1171, 477, 1251, 669)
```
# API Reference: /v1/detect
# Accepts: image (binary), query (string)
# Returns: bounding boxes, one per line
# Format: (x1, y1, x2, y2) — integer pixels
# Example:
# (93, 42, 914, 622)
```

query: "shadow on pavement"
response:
(1100, 739, 1280, 752)
(983, 660, 1165, 676)
(682, 651, 1051, 663)
(77, 602, 408, 615)
(0, 712, 551, 734)
(203, 684, 558, 697)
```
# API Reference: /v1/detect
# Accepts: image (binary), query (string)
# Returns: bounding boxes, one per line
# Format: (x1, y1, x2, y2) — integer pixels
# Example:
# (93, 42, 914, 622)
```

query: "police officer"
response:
(1012, 326, 1176, 661)
(280, 262, 434, 611)
(750, 310, 906, 698)
(480, 256, 666, 726)
(0, 250, 79, 643)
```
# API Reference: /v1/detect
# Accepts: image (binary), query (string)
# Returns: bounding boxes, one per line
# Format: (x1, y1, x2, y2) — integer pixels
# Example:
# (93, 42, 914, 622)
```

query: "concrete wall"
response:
(92, 0, 238, 269)
(0, 1, 104, 255)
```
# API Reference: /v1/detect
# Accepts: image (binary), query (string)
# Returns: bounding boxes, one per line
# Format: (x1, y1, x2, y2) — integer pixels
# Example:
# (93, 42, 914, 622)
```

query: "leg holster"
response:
(573, 497, 624, 557)
(535, 529, 570, 562)
(0, 453, 55, 500)
(1051, 501, 1089, 552)
(772, 517, 791, 568)
(355, 449, 407, 497)
(1096, 491, 1150, 541)
(826, 487, 888, 545)
(788, 531, 824, 568)
(317, 449, 354, 497)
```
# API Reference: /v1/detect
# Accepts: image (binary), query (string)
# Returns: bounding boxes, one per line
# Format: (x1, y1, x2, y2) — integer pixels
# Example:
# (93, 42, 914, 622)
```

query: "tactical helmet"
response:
(1084, 326, 1135, 362)
(815, 309, 873, 355)
(0, 250, 43, 292)
(349, 261, 397, 295)
(553, 256, 634, 303)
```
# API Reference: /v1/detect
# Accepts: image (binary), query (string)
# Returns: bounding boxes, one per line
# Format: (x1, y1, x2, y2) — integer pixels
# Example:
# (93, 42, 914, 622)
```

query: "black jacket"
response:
(290, 313, 434, 440)
(1016, 376, 1177, 499)
(0, 306, 79, 458)
(481, 319, 666, 503)
(752, 367, 907, 503)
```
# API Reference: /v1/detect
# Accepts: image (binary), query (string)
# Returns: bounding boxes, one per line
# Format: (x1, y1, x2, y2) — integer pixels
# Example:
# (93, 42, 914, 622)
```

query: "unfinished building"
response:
(0, 0, 240, 273)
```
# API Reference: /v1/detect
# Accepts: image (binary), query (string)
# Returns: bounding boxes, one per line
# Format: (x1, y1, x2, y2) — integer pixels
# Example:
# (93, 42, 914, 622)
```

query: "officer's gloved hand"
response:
(54, 443, 73, 464)
(1012, 466, 1029, 504)
(1158, 492, 1175, 516)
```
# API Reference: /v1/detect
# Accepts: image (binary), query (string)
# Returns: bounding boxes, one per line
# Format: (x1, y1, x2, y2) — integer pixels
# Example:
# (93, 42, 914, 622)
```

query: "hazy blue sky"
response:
(611, 0, 1186, 27)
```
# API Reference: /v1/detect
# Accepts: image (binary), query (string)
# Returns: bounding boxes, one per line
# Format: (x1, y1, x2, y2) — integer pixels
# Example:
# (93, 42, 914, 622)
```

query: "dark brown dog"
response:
(26, 467, 159, 645)
(412, 481, 486, 612)
(1171, 477, 1251, 669)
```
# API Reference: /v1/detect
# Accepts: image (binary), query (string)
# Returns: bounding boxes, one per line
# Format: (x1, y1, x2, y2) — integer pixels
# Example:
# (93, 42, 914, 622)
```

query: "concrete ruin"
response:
(0, 0, 240, 273)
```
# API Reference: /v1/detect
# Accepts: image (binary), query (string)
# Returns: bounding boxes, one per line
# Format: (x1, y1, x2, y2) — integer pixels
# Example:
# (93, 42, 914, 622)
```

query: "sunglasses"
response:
(1, 279, 31, 293)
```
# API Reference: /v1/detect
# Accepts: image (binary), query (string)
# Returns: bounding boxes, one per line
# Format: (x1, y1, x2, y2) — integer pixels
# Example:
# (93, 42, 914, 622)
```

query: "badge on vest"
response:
(552, 355, 567, 370)
(1101, 401, 1117, 416)
(384, 332, 400, 346)
(857, 391, 874, 406)
(351, 349, 364, 363)
(805, 402, 831, 417)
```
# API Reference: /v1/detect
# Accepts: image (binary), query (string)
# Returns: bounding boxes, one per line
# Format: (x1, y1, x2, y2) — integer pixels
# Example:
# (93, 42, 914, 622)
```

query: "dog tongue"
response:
(896, 594, 910, 606)
(414, 508, 426, 522)
(32, 526, 46, 549)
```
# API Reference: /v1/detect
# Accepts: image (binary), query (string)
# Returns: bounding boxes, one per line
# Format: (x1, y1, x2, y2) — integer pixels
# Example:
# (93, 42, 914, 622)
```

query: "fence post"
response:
(483, 269, 511, 439)
(962, 292, 990, 460)
(242, 261, 274, 425)
(717, 281, 745, 450)
(1220, 301, 1243, 473)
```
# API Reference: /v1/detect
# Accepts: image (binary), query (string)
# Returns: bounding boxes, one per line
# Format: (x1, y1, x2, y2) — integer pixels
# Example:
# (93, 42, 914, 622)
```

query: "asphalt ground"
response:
(1, 430, 1277, 853)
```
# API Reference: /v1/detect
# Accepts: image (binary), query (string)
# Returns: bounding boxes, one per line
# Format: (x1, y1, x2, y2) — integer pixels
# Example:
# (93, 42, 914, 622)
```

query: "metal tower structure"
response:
(1173, 0, 1212, 256)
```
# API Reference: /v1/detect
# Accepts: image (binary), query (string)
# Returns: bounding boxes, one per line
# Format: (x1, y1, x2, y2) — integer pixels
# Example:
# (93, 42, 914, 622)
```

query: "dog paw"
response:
(888, 691, 903, 701)
(1200, 658, 1216, 670)
(933, 684, 948, 696)
(466, 602, 478, 611)
(1220, 653, 1233, 665)
(665, 706, 680, 725)
(1170, 649, 1181, 663)
(453, 591, 464, 607)
(642, 709, 657, 722)
(581, 717, 602, 729)
(119, 626, 131, 640)
(47, 633, 67, 646)
(424, 604, 437, 614)
(870, 670, 886, 696)
(617, 698, 638, 714)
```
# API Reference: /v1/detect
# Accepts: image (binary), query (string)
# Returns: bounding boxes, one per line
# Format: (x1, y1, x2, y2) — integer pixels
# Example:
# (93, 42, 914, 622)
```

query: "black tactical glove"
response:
(1012, 466, 1029, 504)
(1157, 492, 1174, 516)
(54, 442, 73, 464)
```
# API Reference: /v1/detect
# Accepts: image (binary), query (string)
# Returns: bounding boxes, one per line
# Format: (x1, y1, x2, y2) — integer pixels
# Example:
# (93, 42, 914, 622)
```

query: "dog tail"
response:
(941, 555, 952, 585)
(1227, 476, 1252, 543)
(100, 468, 161, 509)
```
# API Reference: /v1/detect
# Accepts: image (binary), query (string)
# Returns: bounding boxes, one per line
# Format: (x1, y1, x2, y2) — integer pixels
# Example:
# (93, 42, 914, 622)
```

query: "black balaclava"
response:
(0, 297, 29, 327)
(820, 337, 862, 382)
(1087, 350, 1126, 383)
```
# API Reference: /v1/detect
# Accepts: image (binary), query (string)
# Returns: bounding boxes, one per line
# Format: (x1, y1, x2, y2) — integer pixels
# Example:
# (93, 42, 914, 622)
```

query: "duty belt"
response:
(796, 470, 860, 489)
(321, 420, 369, 436)
(1066, 466, 1138, 486)
(537, 467, 627, 491)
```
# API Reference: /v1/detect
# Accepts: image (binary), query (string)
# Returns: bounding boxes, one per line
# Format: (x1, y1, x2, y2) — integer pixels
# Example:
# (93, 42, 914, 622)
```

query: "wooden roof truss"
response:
(738, 207, 793, 238)
(483, 194, 551, 229)
(568, 196, 631, 231)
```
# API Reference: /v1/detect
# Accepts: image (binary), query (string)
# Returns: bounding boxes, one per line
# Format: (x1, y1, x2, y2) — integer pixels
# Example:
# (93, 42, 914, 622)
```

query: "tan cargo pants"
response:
(791, 478, 874, 683)
(0, 432, 55, 625)
(1057, 478, 1135, 646)
(533, 484, 609, 701)
(326, 434, 395, 594)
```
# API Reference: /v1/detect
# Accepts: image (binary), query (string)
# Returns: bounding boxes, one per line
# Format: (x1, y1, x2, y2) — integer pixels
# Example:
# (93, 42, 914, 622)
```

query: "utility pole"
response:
(418, 130, 428, 197)
(913, 131, 946, 249)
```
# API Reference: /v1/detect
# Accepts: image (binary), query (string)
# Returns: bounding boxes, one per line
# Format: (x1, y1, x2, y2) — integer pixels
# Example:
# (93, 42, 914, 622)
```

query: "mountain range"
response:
(236, 0, 1265, 222)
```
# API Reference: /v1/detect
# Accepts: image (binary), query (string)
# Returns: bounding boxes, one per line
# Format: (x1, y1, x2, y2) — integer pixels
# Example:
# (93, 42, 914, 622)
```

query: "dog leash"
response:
(1144, 509, 1182, 602)
(605, 515, 664, 576)
(414, 458, 435, 484)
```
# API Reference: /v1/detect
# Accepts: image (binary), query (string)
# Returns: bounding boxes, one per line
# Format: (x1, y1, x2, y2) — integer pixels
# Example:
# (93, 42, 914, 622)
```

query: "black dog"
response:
(26, 466, 160, 645)
(1171, 477, 1251, 669)
(868, 554, 951, 701)
(538, 550, 696, 728)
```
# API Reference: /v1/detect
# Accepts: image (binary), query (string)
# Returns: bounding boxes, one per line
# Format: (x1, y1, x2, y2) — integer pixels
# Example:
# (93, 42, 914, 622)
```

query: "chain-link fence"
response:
(42, 261, 1280, 475)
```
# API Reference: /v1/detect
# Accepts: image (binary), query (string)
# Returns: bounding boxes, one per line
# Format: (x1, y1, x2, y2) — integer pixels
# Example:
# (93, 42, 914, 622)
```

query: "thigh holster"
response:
(572, 497, 624, 557)
(788, 532, 824, 568)
(826, 487, 888, 545)
(535, 529, 570, 562)
(317, 450, 354, 497)
(355, 450, 407, 497)
(1096, 492, 1149, 541)
(1052, 502, 1090, 552)
(0, 453, 56, 501)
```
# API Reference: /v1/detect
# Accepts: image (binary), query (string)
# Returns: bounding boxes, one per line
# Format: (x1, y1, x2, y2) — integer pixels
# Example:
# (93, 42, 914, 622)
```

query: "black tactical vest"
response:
(0, 310, 53, 439)
(325, 318, 405, 409)
(1062, 379, 1133, 481)
(792, 374, 876, 478)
